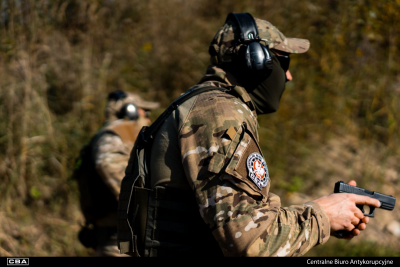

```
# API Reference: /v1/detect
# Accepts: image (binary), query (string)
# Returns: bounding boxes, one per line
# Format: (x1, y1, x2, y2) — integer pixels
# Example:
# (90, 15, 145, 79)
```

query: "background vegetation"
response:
(0, 0, 399, 257)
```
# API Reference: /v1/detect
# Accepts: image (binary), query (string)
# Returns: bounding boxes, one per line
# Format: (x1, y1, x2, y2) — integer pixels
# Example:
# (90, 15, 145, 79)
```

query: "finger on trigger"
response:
(354, 195, 381, 208)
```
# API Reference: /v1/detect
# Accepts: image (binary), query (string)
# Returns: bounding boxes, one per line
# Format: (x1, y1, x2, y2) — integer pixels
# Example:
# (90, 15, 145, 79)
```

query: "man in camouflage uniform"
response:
(79, 90, 159, 257)
(119, 13, 380, 257)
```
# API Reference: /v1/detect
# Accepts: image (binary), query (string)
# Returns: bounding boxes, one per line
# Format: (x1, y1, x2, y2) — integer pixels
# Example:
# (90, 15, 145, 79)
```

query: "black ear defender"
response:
(226, 13, 273, 72)
(107, 90, 139, 120)
(117, 103, 139, 121)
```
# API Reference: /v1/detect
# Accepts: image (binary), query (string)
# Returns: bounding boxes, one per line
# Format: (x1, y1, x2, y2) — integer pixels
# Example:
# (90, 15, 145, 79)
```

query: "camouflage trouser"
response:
(95, 228, 131, 257)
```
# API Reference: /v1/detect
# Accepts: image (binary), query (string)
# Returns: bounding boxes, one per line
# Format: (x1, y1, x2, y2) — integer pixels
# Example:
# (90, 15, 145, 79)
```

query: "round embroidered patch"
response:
(246, 152, 269, 189)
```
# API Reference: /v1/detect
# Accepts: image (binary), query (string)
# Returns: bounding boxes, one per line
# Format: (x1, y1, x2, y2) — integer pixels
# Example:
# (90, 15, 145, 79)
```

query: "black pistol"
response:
(334, 181, 395, 217)
(333, 181, 396, 238)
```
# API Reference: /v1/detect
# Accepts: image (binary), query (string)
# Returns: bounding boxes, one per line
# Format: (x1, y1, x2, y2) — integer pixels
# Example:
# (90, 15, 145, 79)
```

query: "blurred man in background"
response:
(74, 90, 159, 257)
(117, 13, 380, 257)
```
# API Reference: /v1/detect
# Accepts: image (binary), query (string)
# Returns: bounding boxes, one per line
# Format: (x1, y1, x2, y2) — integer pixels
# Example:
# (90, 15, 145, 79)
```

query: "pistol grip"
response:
(334, 230, 349, 239)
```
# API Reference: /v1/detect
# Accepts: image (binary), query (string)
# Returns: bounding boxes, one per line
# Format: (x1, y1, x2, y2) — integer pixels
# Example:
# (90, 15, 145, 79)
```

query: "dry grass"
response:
(0, 0, 399, 256)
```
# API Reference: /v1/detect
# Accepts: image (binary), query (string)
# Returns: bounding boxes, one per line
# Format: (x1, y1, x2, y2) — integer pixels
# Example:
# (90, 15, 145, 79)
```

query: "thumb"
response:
(348, 180, 357, 187)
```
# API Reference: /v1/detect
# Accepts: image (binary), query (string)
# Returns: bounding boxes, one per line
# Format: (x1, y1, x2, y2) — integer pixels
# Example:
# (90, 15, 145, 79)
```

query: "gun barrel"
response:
(375, 192, 395, 210)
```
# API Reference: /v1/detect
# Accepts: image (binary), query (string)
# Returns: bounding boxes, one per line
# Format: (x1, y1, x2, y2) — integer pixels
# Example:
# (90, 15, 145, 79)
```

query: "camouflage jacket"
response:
(143, 65, 330, 256)
(93, 117, 148, 198)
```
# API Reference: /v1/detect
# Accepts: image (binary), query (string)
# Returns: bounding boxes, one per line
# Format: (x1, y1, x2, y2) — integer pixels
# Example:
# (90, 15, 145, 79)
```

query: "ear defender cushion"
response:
(261, 45, 273, 70)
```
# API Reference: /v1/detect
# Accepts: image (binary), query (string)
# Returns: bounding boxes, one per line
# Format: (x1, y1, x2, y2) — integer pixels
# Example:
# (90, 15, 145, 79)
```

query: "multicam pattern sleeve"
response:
(93, 133, 134, 198)
(179, 90, 330, 256)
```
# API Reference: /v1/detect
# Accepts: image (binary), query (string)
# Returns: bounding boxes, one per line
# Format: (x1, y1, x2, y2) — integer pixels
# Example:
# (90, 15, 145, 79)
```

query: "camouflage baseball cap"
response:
(123, 92, 160, 110)
(209, 14, 310, 65)
(105, 90, 159, 121)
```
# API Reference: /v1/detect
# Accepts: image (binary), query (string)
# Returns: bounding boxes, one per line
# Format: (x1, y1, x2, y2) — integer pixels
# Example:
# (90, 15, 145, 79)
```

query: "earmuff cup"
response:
(117, 103, 139, 121)
(107, 90, 140, 121)
(239, 42, 273, 71)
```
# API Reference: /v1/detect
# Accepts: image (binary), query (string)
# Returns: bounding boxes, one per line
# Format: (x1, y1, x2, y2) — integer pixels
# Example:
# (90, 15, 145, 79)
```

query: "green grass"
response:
(305, 239, 400, 257)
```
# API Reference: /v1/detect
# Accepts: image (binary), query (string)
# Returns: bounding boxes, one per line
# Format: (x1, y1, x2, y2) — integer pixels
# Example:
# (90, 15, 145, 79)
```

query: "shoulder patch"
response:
(225, 126, 237, 140)
(246, 152, 269, 190)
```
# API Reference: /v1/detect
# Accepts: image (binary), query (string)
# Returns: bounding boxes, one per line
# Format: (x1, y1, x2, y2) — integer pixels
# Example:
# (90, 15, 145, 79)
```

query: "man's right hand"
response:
(312, 180, 381, 239)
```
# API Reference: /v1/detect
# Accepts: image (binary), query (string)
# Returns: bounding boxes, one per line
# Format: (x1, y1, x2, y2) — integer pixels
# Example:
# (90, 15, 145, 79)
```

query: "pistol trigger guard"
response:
(357, 204, 375, 217)
(368, 206, 375, 217)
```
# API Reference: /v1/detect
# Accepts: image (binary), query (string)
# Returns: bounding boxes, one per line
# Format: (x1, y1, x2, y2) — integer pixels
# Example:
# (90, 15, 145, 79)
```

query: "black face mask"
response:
(223, 55, 287, 115)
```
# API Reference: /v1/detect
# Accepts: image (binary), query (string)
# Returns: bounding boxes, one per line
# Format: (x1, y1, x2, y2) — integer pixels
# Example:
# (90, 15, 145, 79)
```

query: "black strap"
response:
(136, 85, 230, 149)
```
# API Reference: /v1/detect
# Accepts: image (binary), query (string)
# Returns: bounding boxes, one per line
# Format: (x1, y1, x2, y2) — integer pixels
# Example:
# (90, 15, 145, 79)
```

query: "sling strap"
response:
(137, 84, 231, 149)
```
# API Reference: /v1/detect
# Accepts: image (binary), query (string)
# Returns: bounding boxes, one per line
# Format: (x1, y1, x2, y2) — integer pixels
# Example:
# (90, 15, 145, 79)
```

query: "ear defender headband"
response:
(227, 12, 273, 72)
(108, 90, 127, 101)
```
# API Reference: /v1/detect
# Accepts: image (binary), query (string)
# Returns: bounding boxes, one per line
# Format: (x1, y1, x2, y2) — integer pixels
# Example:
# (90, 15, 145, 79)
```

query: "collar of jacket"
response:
(198, 65, 257, 118)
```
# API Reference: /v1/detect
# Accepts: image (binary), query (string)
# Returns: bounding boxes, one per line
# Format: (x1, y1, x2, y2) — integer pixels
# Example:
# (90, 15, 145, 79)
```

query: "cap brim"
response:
(135, 101, 160, 110)
(272, 37, 310, 54)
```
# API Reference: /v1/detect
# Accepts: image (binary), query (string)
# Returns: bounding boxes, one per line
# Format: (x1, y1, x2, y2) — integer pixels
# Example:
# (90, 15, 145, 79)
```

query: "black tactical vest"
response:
(117, 85, 231, 257)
